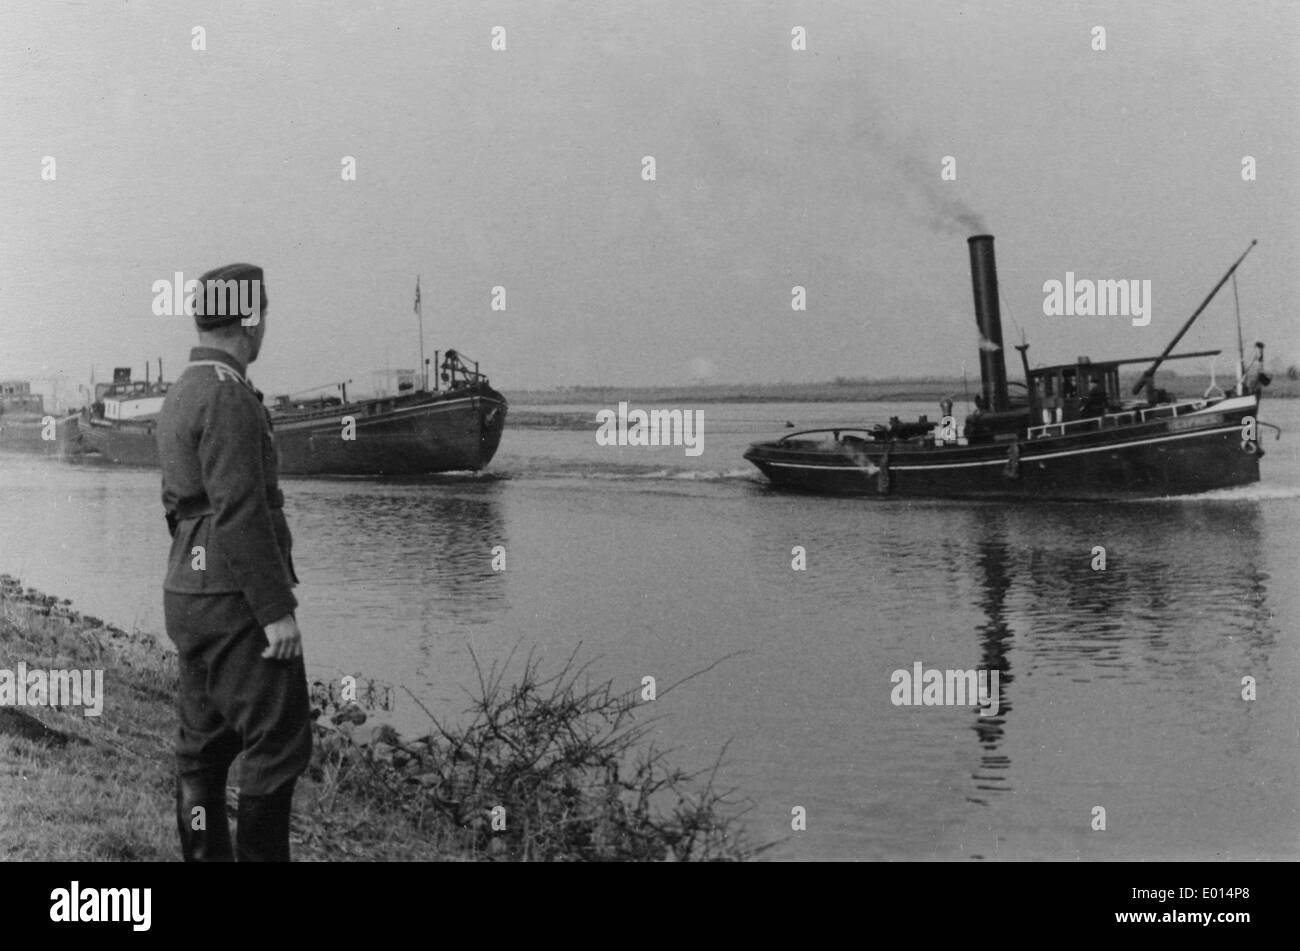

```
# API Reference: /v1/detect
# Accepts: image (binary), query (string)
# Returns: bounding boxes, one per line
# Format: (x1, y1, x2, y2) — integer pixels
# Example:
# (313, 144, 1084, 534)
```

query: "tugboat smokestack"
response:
(967, 234, 1009, 413)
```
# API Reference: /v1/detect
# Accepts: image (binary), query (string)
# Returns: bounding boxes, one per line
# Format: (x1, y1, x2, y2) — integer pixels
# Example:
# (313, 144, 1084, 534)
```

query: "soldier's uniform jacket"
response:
(157, 347, 298, 627)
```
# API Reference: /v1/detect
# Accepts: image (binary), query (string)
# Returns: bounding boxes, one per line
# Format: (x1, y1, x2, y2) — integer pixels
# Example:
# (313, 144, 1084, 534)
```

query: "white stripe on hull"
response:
(762, 423, 1245, 472)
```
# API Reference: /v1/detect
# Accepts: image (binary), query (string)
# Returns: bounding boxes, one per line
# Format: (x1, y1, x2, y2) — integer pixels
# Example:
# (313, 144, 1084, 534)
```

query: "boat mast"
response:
(415, 276, 426, 391)
(1232, 273, 1245, 397)
(1132, 239, 1257, 396)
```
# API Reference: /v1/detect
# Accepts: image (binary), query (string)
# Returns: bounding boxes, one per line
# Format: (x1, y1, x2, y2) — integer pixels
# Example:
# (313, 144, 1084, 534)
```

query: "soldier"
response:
(1245, 341, 1272, 397)
(156, 263, 311, 862)
(1081, 379, 1108, 418)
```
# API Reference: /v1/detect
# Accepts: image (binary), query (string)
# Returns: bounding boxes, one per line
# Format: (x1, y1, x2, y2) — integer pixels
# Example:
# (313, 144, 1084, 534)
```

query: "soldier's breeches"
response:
(164, 592, 312, 796)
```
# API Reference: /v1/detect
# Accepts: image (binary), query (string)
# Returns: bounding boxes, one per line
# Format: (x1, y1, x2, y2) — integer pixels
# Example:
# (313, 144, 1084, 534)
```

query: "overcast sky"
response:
(2, 0, 1296, 395)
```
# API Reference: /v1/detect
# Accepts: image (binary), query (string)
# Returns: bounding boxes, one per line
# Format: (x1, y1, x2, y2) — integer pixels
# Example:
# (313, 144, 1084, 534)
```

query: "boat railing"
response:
(271, 387, 464, 423)
(1027, 398, 1212, 439)
(777, 428, 878, 444)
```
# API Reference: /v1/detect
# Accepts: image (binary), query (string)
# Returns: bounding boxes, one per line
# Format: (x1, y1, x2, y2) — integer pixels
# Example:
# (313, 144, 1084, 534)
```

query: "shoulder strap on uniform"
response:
(187, 359, 251, 389)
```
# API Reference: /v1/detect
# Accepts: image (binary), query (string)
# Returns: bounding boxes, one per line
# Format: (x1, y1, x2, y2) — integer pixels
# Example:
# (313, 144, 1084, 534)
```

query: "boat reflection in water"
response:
(968, 522, 1013, 809)
(746, 235, 1275, 500)
(948, 500, 1276, 855)
(292, 476, 509, 626)
(289, 477, 509, 719)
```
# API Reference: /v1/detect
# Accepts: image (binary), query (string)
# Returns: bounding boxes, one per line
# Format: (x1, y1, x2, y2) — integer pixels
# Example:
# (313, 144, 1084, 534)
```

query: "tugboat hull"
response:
(745, 396, 1262, 501)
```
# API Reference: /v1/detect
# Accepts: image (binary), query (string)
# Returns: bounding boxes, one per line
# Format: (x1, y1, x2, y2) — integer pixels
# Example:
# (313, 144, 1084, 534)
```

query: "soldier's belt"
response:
(165, 489, 285, 532)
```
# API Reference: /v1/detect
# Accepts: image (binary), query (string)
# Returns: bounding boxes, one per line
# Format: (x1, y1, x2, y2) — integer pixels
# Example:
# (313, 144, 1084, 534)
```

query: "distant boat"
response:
(744, 235, 1275, 500)
(75, 350, 507, 476)
(79, 364, 169, 467)
(0, 380, 85, 458)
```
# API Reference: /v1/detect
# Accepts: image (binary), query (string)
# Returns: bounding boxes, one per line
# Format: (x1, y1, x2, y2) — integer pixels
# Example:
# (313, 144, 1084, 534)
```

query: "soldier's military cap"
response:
(194, 263, 268, 329)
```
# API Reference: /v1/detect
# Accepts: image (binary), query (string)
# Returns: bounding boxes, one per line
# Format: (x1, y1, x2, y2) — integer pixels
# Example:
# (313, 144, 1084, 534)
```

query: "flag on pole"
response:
(415, 276, 426, 390)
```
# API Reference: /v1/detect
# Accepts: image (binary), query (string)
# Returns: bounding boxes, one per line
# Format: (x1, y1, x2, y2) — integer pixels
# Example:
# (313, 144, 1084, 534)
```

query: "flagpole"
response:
(415, 276, 425, 391)
(1232, 273, 1245, 397)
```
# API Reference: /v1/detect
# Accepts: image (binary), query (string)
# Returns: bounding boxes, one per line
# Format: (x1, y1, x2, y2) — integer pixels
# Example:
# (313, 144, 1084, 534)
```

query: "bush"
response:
(310, 647, 761, 861)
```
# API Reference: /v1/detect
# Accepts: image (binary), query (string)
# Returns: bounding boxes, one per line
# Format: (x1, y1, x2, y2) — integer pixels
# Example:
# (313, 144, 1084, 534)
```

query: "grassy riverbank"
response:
(0, 578, 757, 861)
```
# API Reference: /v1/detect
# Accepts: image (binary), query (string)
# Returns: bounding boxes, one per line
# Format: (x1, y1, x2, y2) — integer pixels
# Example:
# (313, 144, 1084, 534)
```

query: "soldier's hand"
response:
(262, 614, 303, 660)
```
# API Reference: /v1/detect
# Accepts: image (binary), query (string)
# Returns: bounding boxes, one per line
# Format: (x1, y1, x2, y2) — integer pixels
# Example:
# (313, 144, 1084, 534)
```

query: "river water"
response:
(2, 399, 1298, 861)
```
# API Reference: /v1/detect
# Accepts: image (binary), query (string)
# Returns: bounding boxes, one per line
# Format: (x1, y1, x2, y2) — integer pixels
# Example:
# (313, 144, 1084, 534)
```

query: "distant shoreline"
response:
(503, 374, 1298, 406)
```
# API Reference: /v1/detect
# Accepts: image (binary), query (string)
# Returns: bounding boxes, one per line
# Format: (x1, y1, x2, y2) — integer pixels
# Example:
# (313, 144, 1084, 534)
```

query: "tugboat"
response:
(744, 235, 1274, 500)
(269, 349, 507, 476)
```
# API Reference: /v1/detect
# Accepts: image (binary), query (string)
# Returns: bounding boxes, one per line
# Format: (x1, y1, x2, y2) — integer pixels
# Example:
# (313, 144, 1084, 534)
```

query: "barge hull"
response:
(0, 414, 85, 459)
(80, 420, 159, 467)
(72, 389, 507, 476)
(274, 390, 506, 476)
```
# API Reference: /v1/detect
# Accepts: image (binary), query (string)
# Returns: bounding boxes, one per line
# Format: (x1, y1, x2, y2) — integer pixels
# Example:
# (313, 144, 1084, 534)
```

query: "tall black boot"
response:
(176, 769, 233, 862)
(235, 780, 296, 862)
